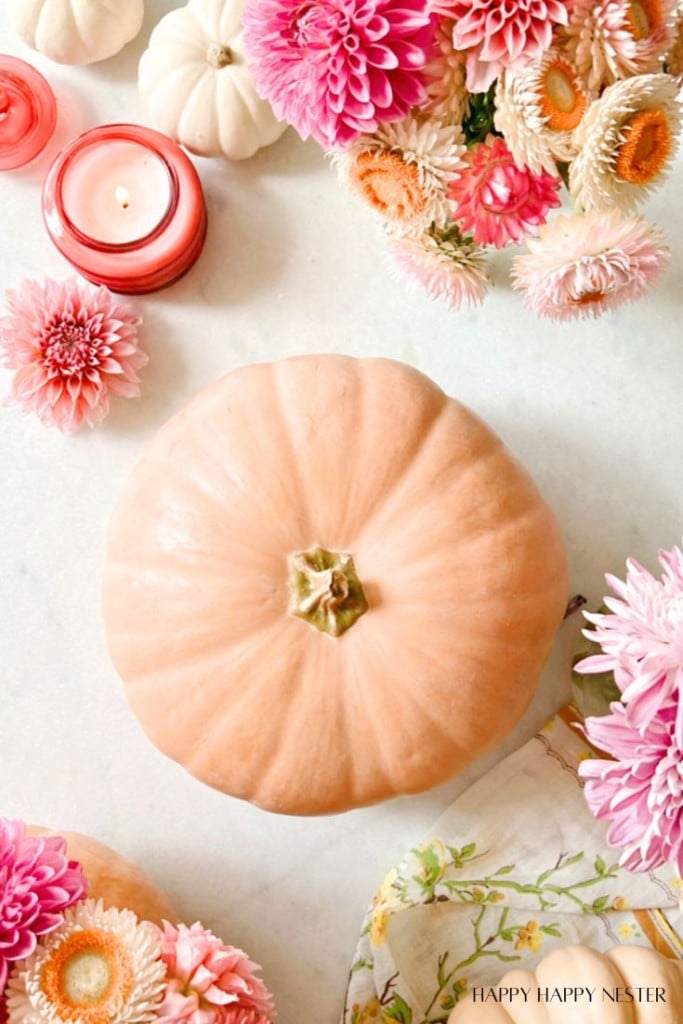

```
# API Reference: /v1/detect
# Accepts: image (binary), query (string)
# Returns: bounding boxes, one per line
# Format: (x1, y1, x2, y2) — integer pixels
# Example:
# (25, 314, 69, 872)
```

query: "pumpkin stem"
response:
(288, 547, 368, 637)
(206, 42, 233, 68)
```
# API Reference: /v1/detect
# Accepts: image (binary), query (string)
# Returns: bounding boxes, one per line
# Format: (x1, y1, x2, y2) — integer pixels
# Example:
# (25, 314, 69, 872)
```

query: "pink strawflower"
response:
(512, 209, 670, 320)
(430, 0, 570, 92)
(386, 226, 490, 309)
(580, 702, 683, 876)
(0, 819, 87, 994)
(0, 277, 147, 433)
(242, 0, 434, 149)
(448, 135, 561, 248)
(156, 922, 275, 1024)
(576, 544, 683, 746)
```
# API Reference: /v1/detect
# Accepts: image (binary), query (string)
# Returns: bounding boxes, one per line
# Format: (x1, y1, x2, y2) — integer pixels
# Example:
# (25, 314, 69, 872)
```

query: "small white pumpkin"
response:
(7, 0, 144, 65)
(138, 0, 286, 161)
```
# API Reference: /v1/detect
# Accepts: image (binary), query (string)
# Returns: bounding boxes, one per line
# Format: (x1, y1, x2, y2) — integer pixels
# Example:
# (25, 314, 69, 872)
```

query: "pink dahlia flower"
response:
(0, 277, 147, 433)
(580, 702, 683, 876)
(430, 0, 570, 92)
(576, 544, 683, 747)
(0, 819, 87, 993)
(448, 135, 561, 248)
(156, 922, 275, 1024)
(242, 0, 434, 149)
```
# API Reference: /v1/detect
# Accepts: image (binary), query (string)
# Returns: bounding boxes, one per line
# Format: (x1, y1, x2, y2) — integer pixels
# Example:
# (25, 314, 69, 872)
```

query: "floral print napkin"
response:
(342, 707, 683, 1024)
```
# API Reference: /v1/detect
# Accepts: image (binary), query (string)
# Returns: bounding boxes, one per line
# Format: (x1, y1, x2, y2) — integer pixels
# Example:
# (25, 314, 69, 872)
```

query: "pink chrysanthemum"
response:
(0, 819, 87, 994)
(386, 225, 490, 309)
(242, 0, 434, 150)
(576, 544, 683, 746)
(448, 135, 561, 248)
(0, 277, 147, 433)
(430, 0, 570, 92)
(512, 209, 669, 320)
(156, 922, 274, 1024)
(580, 702, 683, 876)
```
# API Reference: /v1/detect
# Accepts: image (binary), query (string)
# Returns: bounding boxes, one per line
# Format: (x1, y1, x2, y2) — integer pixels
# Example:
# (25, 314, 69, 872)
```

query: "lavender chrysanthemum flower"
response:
(580, 702, 683, 876)
(576, 543, 683, 745)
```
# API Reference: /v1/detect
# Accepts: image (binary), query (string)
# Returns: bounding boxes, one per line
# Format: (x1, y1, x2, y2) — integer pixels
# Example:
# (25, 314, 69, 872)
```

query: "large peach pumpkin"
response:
(448, 944, 683, 1023)
(28, 826, 175, 923)
(103, 356, 568, 814)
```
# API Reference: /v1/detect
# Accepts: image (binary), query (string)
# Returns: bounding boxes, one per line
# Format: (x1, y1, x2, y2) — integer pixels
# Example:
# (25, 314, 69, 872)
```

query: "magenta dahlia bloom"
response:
(0, 277, 147, 433)
(431, 0, 570, 92)
(576, 544, 683, 747)
(448, 135, 561, 248)
(580, 702, 683, 876)
(242, 0, 434, 149)
(0, 819, 87, 993)
(156, 922, 275, 1024)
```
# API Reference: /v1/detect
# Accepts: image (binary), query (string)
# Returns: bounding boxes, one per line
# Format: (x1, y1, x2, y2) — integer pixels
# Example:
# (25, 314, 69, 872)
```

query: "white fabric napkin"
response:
(342, 708, 682, 1024)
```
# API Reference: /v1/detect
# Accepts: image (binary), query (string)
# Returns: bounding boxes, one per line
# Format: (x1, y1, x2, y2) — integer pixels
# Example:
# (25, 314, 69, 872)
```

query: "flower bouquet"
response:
(0, 820, 275, 1024)
(243, 0, 683, 319)
(574, 543, 683, 878)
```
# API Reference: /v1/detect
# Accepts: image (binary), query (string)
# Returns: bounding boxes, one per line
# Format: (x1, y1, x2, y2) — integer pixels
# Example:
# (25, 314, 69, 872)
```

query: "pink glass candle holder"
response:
(42, 124, 207, 294)
(0, 55, 57, 171)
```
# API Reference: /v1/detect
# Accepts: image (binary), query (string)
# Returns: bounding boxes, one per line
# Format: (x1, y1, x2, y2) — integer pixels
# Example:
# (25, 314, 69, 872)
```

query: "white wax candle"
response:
(61, 139, 173, 245)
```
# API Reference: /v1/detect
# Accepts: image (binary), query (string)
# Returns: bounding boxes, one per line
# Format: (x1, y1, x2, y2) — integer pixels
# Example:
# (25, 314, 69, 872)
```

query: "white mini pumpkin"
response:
(138, 0, 286, 161)
(7, 0, 144, 65)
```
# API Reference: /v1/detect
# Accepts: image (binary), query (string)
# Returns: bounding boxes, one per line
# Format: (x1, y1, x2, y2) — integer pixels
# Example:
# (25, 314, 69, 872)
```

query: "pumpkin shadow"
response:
(102, 306, 186, 435)
(82, 0, 180, 87)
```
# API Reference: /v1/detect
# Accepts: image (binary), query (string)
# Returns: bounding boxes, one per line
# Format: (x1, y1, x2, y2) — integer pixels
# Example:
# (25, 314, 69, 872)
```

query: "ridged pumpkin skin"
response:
(103, 356, 568, 815)
(448, 944, 683, 1023)
(8, 0, 144, 65)
(28, 826, 175, 924)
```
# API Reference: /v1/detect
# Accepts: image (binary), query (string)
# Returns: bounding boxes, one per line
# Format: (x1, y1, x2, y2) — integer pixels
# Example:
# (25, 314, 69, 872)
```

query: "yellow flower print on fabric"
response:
(515, 919, 543, 952)
(618, 922, 638, 940)
(370, 868, 400, 947)
(354, 998, 381, 1024)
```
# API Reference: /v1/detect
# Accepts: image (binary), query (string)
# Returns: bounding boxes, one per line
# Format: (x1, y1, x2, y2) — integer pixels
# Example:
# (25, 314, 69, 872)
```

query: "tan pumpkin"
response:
(102, 355, 568, 815)
(28, 826, 175, 924)
(448, 944, 683, 1023)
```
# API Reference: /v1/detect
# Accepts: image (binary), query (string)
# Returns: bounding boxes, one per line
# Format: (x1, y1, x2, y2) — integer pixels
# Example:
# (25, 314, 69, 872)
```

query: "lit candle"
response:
(0, 55, 57, 171)
(42, 124, 207, 294)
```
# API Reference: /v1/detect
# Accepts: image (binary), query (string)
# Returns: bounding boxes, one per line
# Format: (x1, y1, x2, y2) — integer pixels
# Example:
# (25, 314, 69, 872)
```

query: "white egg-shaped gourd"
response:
(448, 944, 683, 1024)
(7, 0, 144, 65)
(138, 0, 286, 161)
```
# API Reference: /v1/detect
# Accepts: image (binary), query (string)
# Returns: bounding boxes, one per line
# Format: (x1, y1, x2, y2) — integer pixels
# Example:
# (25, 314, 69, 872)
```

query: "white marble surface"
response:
(1, 6, 682, 1024)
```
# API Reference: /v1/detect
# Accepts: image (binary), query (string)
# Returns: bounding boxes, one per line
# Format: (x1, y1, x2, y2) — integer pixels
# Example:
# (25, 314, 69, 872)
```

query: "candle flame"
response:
(115, 186, 130, 210)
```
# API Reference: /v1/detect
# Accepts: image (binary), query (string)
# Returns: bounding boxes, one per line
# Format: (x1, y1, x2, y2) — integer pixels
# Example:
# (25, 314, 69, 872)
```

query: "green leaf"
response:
(461, 87, 498, 146)
(500, 929, 515, 941)
(493, 864, 516, 876)
(591, 895, 609, 911)
(382, 994, 413, 1024)
(571, 612, 621, 720)
(540, 925, 561, 937)
(594, 855, 607, 876)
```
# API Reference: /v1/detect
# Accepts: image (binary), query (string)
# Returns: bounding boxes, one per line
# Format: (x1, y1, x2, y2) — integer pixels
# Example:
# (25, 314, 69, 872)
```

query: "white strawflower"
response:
(7, 900, 166, 1024)
(563, 0, 677, 93)
(386, 226, 490, 310)
(495, 52, 589, 174)
(333, 115, 466, 234)
(569, 73, 681, 211)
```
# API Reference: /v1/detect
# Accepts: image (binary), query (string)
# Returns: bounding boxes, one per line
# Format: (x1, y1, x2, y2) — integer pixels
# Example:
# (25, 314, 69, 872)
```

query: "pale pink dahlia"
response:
(0, 819, 87, 993)
(576, 545, 683, 746)
(512, 209, 669, 320)
(580, 702, 683, 876)
(448, 135, 561, 248)
(156, 923, 274, 1024)
(430, 0, 570, 92)
(0, 277, 146, 433)
(242, 0, 434, 150)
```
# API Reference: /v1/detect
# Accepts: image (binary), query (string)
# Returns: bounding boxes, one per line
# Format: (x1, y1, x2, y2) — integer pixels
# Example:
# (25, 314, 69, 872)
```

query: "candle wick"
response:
(115, 186, 130, 211)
